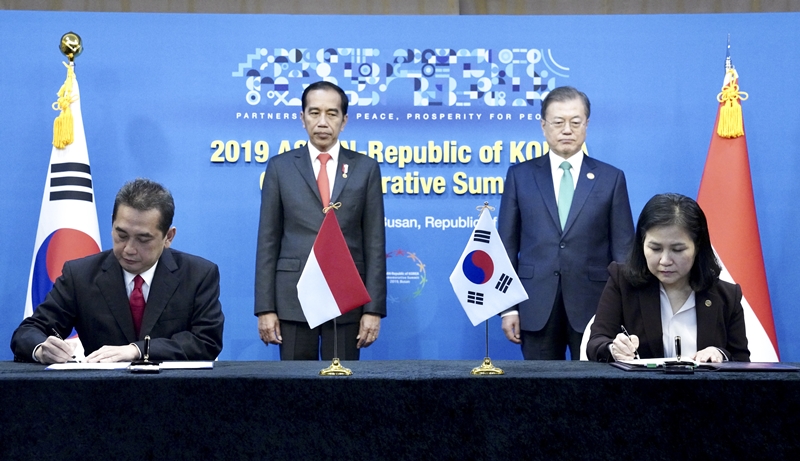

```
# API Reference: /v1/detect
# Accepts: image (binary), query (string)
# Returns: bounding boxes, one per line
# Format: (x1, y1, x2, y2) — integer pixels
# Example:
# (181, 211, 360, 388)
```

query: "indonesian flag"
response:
(450, 207, 528, 326)
(24, 63, 102, 321)
(297, 209, 371, 329)
(697, 52, 779, 361)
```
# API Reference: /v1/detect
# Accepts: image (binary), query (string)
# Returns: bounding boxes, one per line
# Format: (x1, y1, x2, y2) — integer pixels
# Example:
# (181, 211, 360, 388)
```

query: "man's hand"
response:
(36, 336, 75, 364)
(501, 314, 522, 344)
(258, 312, 282, 345)
(356, 314, 381, 349)
(86, 344, 139, 363)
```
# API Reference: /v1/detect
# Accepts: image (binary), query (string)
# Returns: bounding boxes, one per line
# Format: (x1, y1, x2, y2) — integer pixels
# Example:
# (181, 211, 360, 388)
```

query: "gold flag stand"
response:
(471, 320, 504, 375)
(320, 357, 352, 376)
(320, 319, 353, 376)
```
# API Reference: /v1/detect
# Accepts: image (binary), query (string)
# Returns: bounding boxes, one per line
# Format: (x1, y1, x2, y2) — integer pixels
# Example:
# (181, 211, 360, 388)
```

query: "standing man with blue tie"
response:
(255, 81, 386, 360)
(498, 86, 634, 360)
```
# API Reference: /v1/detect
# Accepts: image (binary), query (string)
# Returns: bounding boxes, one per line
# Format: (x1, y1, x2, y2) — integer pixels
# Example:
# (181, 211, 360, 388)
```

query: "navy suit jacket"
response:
(11, 248, 224, 361)
(254, 145, 386, 324)
(587, 262, 750, 362)
(498, 153, 634, 332)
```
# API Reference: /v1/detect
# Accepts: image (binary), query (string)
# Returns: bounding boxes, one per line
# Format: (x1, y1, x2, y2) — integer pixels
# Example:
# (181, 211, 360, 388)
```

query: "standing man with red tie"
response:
(255, 81, 386, 360)
(11, 178, 225, 363)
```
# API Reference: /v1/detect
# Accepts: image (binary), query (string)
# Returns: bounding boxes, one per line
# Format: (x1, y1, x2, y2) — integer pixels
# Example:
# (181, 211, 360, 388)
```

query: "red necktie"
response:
(130, 275, 145, 337)
(316, 153, 332, 206)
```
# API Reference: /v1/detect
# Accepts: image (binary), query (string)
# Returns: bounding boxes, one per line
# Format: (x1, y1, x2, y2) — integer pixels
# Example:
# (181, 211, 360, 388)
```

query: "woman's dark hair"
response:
(624, 193, 721, 291)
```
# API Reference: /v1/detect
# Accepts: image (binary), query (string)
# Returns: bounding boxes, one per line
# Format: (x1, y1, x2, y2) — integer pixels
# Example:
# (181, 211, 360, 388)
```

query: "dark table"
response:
(2, 360, 798, 460)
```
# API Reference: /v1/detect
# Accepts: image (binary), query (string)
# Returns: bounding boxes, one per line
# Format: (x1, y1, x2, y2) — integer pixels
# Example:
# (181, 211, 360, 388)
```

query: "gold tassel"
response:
(52, 63, 77, 149)
(716, 68, 748, 139)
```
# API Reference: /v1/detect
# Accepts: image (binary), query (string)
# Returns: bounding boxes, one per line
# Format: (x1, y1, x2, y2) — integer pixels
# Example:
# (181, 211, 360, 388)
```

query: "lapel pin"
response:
(342, 164, 349, 178)
(705, 300, 712, 307)
(586, 172, 595, 180)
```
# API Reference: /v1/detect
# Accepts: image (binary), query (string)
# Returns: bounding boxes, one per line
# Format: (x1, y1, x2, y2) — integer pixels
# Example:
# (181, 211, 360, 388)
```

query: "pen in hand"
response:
(51, 328, 78, 362)
(620, 325, 640, 360)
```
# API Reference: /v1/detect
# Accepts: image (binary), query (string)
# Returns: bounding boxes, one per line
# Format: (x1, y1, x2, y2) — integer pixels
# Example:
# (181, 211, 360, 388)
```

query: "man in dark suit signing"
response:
(11, 178, 224, 363)
(255, 81, 386, 360)
(498, 86, 634, 360)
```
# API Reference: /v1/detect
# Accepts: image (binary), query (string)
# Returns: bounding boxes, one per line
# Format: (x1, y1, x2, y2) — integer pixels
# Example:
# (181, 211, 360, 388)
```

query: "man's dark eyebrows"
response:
(114, 226, 154, 238)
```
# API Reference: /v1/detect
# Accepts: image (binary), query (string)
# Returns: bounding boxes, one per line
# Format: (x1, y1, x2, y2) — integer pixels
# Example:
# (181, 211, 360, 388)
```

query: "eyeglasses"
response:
(543, 119, 586, 130)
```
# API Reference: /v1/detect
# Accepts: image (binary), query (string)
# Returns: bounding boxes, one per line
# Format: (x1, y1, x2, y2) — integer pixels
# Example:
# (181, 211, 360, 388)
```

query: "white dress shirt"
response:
(659, 285, 698, 359)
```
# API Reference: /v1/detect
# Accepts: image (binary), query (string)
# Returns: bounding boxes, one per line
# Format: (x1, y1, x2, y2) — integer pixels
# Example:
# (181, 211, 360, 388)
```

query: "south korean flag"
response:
(449, 207, 528, 326)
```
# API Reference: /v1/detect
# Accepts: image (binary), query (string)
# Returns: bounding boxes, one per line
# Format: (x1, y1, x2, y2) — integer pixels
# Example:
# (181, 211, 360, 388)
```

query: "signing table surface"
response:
(2, 360, 798, 460)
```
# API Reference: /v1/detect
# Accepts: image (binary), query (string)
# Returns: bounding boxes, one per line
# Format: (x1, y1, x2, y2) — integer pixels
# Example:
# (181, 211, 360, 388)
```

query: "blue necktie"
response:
(558, 161, 574, 230)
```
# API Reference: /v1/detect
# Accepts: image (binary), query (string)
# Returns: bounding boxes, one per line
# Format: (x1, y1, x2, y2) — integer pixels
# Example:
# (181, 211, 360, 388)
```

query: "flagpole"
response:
(320, 318, 352, 375)
(471, 318, 504, 375)
(485, 319, 489, 357)
(320, 319, 353, 376)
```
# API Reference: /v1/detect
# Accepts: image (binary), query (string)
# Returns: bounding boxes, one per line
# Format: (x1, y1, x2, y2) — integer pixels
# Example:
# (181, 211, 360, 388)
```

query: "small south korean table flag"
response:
(449, 207, 528, 326)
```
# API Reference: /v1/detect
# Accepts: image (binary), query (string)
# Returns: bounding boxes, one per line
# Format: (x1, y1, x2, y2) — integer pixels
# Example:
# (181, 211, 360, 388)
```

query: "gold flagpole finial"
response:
(716, 36, 748, 139)
(59, 32, 82, 63)
(52, 32, 83, 149)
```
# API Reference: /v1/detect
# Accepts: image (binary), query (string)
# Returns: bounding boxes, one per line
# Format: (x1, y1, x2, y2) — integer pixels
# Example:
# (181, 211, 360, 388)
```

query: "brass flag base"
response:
(470, 357, 504, 375)
(320, 358, 353, 376)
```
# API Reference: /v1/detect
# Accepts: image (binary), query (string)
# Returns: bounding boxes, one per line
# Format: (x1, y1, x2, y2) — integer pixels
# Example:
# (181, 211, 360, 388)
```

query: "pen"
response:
(675, 336, 682, 361)
(144, 335, 151, 362)
(51, 328, 78, 361)
(620, 325, 640, 359)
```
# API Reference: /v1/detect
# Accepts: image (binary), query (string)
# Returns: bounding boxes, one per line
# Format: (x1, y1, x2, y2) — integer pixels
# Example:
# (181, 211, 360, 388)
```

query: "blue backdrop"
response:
(1, 11, 798, 361)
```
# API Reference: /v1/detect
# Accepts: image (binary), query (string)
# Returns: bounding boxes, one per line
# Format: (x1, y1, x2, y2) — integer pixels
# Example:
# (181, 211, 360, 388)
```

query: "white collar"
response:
(123, 260, 158, 288)
(307, 141, 341, 162)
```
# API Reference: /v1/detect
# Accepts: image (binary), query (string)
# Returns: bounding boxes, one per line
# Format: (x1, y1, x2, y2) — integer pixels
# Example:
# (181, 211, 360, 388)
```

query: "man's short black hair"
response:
(112, 178, 175, 236)
(301, 81, 349, 115)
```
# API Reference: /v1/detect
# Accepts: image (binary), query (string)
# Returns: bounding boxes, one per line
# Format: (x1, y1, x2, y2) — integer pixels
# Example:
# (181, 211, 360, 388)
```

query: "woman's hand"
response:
(693, 346, 724, 363)
(610, 332, 639, 361)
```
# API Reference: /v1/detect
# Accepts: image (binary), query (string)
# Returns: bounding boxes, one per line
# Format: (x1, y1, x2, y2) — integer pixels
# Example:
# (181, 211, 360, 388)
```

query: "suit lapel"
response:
(140, 249, 180, 338)
(639, 280, 665, 357)
(97, 253, 137, 341)
(292, 145, 320, 204)
(330, 148, 354, 204)
(695, 289, 718, 350)
(532, 155, 561, 231)
(562, 156, 598, 234)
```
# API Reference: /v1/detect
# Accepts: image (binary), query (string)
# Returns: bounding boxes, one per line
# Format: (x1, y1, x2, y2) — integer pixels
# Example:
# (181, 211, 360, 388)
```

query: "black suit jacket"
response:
(587, 262, 750, 362)
(254, 145, 386, 324)
(498, 153, 634, 332)
(11, 248, 224, 361)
